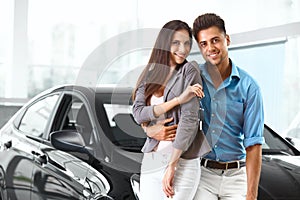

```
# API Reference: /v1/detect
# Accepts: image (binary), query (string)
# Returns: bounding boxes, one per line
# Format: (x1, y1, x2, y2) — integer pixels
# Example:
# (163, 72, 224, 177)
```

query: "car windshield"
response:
(262, 125, 299, 156)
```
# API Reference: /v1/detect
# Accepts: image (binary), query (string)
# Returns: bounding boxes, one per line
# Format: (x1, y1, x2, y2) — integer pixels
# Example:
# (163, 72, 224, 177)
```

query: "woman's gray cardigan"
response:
(133, 61, 210, 159)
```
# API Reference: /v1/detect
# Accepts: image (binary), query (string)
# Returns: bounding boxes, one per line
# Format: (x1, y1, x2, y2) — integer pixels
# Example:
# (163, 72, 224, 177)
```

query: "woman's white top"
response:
(150, 95, 172, 152)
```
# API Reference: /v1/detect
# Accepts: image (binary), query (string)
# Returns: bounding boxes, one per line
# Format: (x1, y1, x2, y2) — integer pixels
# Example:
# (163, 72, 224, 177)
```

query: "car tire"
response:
(95, 194, 114, 200)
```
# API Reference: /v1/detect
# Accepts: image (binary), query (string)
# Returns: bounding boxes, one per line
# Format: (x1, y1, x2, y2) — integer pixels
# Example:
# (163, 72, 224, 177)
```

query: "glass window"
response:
(101, 103, 145, 152)
(0, 0, 14, 97)
(53, 94, 94, 146)
(68, 102, 93, 145)
(263, 126, 296, 156)
(26, 0, 139, 97)
(229, 42, 286, 132)
(103, 104, 133, 127)
(18, 94, 59, 136)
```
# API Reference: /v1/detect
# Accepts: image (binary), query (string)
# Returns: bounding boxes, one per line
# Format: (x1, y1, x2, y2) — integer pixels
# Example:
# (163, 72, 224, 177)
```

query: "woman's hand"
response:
(177, 83, 204, 105)
(162, 164, 176, 198)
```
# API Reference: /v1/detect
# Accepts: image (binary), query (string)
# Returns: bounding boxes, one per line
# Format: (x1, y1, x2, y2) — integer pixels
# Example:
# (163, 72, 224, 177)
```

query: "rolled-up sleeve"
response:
(243, 84, 265, 148)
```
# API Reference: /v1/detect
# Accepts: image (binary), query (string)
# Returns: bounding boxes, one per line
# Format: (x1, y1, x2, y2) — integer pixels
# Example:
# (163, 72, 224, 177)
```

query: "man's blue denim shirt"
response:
(199, 59, 265, 162)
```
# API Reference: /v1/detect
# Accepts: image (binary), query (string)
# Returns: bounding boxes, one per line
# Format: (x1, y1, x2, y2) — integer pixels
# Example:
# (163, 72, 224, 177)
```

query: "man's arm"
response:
(246, 144, 262, 200)
(142, 118, 177, 141)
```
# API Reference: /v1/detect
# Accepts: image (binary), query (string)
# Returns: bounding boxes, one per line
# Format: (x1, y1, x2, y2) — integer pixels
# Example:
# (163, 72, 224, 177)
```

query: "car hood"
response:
(259, 155, 300, 199)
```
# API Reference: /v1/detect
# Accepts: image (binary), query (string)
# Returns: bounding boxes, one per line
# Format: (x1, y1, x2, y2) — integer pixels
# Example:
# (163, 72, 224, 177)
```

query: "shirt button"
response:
(214, 145, 218, 148)
(212, 130, 215, 133)
(211, 114, 215, 117)
(212, 98, 216, 101)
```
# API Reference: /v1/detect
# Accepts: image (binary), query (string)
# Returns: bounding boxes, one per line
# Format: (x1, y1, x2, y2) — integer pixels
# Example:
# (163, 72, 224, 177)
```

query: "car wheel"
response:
(0, 166, 5, 200)
(94, 194, 114, 200)
(97, 197, 113, 200)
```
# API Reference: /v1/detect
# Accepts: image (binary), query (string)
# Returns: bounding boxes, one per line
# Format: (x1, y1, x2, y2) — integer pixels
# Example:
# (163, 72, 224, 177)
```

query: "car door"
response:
(14, 92, 85, 200)
(44, 91, 112, 199)
(0, 93, 60, 200)
(30, 143, 91, 200)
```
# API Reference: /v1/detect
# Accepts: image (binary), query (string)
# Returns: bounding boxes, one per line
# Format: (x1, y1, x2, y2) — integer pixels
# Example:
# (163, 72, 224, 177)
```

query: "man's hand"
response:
(144, 118, 177, 141)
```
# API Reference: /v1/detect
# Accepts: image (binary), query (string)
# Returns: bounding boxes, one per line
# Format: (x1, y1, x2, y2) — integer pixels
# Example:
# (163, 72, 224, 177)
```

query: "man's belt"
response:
(201, 158, 246, 170)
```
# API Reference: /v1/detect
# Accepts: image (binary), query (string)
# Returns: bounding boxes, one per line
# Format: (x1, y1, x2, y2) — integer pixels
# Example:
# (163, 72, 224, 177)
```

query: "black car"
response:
(0, 85, 144, 200)
(260, 125, 300, 199)
(1, 85, 300, 200)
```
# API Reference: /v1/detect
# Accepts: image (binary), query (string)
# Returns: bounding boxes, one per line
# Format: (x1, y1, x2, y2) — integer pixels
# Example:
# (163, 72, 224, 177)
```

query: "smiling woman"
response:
(131, 20, 210, 200)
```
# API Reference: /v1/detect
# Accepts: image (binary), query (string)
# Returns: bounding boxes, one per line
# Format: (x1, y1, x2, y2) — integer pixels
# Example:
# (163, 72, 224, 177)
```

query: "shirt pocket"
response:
(226, 100, 244, 127)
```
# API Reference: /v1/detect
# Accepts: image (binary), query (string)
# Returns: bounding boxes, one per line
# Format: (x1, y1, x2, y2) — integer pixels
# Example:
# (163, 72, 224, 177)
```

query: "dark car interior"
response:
(111, 113, 146, 150)
(95, 93, 146, 152)
(96, 103, 146, 152)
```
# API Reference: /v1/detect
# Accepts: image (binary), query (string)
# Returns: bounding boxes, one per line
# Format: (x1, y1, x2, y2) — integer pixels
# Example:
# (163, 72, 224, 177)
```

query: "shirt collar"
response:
(200, 59, 240, 83)
(230, 59, 240, 81)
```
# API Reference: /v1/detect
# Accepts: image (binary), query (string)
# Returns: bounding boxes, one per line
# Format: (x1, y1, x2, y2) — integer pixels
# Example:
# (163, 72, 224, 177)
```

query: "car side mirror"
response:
(286, 128, 300, 138)
(50, 130, 88, 154)
(285, 137, 295, 145)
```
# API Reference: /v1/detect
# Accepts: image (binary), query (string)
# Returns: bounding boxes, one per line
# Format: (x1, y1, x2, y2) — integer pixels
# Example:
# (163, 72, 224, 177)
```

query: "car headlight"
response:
(130, 174, 140, 200)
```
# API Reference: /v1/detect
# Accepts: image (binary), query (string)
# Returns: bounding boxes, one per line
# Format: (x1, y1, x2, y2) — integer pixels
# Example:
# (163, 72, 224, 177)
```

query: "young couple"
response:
(132, 13, 264, 200)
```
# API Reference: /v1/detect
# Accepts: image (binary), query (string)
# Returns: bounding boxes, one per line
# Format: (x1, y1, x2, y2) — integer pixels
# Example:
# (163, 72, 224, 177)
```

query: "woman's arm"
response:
(133, 81, 203, 142)
(132, 83, 157, 124)
(162, 148, 182, 198)
(133, 82, 179, 141)
(132, 82, 178, 124)
(133, 81, 203, 124)
(153, 84, 204, 117)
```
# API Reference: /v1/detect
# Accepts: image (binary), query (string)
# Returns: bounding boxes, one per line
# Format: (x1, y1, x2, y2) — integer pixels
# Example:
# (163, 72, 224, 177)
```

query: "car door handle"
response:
(37, 155, 47, 165)
(32, 151, 47, 165)
(31, 151, 41, 156)
(4, 140, 12, 149)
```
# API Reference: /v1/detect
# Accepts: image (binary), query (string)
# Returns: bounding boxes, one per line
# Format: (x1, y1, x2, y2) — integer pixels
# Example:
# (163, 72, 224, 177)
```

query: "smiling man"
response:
(192, 13, 265, 200)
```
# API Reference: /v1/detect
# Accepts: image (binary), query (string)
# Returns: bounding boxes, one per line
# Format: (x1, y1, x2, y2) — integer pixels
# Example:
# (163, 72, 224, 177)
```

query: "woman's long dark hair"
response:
(133, 20, 192, 104)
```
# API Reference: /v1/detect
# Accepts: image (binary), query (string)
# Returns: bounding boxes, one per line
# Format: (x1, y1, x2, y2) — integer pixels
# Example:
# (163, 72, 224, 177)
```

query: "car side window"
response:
(70, 102, 93, 145)
(263, 126, 296, 155)
(18, 94, 59, 137)
(54, 95, 94, 146)
(101, 103, 146, 152)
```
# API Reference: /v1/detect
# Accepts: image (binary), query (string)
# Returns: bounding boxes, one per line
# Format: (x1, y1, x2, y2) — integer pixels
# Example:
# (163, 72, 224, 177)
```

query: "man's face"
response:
(196, 26, 230, 67)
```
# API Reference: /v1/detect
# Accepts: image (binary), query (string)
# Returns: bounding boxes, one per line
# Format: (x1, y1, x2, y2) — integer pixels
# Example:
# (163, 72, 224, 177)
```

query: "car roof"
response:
(49, 84, 133, 94)
(47, 84, 134, 105)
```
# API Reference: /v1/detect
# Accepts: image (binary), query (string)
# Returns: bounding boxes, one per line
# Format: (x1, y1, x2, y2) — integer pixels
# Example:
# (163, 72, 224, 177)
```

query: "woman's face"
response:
(169, 29, 191, 67)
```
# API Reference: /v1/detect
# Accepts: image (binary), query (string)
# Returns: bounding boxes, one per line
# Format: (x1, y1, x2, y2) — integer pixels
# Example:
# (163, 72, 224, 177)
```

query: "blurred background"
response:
(1, 0, 300, 138)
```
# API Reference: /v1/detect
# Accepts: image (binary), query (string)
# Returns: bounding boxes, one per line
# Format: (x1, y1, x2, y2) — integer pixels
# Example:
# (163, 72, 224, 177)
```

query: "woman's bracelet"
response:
(141, 124, 147, 133)
(174, 96, 180, 105)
